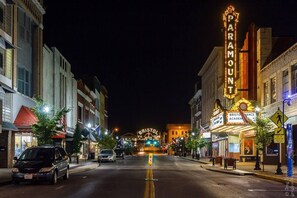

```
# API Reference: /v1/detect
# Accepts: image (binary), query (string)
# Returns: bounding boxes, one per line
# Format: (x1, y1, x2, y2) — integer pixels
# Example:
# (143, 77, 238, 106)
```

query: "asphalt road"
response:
(0, 155, 293, 198)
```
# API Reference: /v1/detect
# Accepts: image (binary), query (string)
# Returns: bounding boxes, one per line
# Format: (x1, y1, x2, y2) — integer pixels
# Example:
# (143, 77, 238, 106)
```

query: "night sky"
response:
(43, 0, 297, 134)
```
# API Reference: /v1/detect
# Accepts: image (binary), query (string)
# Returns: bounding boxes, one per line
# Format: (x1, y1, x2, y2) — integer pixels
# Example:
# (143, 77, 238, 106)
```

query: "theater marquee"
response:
(223, 5, 239, 99)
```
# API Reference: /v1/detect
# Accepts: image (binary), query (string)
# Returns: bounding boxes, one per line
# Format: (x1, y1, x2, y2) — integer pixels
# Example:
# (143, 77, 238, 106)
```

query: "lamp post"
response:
(87, 123, 92, 159)
(191, 132, 195, 158)
(110, 127, 119, 137)
(254, 106, 261, 170)
(276, 96, 291, 175)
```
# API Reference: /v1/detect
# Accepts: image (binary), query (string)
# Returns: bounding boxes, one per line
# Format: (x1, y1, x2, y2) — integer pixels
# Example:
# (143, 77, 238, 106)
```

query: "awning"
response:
(211, 124, 254, 133)
(2, 121, 18, 131)
(14, 106, 37, 128)
(88, 132, 97, 142)
(81, 128, 89, 137)
(52, 131, 66, 139)
(0, 36, 14, 49)
(81, 128, 97, 142)
(1, 83, 15, 93)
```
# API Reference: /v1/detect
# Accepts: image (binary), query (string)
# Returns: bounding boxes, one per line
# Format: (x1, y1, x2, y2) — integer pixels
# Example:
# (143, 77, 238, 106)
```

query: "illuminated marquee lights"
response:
(223, 5, 239, 99)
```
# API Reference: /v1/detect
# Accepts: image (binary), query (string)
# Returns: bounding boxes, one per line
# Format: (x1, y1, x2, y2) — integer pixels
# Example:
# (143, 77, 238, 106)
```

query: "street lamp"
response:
(276, 96, 292, 175)
(87, 123, 92, 159)
(254, 106, 261, 170)
(181, 137, 185, 157)
(110, 127, 119, 136)
(43, 106, 50, 113)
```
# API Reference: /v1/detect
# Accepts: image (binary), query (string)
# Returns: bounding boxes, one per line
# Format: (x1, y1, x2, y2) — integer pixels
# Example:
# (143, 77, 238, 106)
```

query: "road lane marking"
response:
(248, 189, 291, 192)
(56, 185, 64, 190)
(144, 168, 156, 198)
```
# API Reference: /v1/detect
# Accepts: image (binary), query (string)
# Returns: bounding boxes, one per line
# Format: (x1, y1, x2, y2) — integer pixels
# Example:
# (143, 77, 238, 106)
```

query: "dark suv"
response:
(12, 145, 69, 184)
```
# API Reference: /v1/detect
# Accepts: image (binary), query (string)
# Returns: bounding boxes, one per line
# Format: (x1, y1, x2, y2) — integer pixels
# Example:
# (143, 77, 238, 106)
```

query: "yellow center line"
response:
(144, 168, 155, 198)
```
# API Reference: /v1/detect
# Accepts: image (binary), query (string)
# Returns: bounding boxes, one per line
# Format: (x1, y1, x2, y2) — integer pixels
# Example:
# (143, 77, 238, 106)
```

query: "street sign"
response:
(274, 134, 285, 143)
(270, 109, 288, 127)
(274, 127, 285, 135)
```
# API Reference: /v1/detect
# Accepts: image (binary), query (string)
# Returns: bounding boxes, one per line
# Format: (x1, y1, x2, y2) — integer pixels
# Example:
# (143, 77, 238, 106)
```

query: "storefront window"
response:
(229, 143, 239, 152)
(266, 142, 278, 156)
(243, 139, 253, 155)
(14, 133, 37, 157)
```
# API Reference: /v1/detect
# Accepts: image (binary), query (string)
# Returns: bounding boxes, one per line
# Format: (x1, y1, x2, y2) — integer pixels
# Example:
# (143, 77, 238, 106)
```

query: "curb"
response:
(182, 157, 297, 184)
(254, 173, 297, 185)
(203, 167, 247, 176)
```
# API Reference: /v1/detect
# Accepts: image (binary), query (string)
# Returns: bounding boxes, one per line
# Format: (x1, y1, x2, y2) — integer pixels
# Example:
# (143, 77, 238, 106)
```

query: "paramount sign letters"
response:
(223, 5, 239, 99)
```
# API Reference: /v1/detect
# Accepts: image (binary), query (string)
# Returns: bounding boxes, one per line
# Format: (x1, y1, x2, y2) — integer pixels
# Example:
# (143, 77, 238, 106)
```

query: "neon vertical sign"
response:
(223, 5, 239, 99)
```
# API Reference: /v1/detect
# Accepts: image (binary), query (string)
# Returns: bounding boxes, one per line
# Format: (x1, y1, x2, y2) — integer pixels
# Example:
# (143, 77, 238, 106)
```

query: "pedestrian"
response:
(98, 158, 101, 167)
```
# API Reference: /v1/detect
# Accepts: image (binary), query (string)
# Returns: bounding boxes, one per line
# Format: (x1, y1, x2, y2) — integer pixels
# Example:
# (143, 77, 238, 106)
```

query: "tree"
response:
(252, 117, 274, 171)
(97, 134, 116, 149)
(31, 97, 70, 145)
(73, 124, 82, 154)
(72, 124, 83, 163)
(186, 129, 207, 159)
(123, 139, 133, 155)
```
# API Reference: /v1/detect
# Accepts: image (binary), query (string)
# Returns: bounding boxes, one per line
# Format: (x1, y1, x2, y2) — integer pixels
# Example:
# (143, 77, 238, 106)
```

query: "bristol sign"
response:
(137, 128, 160, 141)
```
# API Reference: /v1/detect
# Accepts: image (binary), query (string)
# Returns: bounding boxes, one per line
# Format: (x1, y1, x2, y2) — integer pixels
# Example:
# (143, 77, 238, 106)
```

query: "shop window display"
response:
(14, 134, 37, 157)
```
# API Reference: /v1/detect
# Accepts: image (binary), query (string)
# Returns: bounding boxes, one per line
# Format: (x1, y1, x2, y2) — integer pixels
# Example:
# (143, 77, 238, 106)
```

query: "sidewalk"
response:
(183, 156, 297, 185)
(0, 159, 98, 186)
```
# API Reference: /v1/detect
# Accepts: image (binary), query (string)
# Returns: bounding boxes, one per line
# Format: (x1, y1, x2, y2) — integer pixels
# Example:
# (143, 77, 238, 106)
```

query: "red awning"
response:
(52, 131, 66, 139)
(14, 106, 37, 128)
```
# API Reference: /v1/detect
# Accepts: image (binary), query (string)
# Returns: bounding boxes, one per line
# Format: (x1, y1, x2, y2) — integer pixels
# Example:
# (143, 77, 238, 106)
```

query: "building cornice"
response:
(198, 46, 223, 76)
(32, 0, 45, 15)
(77, 89, 92, 103)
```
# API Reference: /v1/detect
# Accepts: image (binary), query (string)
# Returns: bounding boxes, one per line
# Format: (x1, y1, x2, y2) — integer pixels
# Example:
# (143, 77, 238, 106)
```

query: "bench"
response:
(224, 158, 236, 169)
(212, 156, 223, 166)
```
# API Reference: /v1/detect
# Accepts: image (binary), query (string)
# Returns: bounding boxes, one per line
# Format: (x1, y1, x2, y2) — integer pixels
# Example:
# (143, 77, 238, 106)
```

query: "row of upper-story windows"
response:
(171, 131, 189, 136)
(17, 67, 30, 96)
(263, 63, 297, 106)
(60, 56, 67, 72)
(77, 103, 96, 126)
(17, 8, 32, 43)
(0, 3, 12, 36)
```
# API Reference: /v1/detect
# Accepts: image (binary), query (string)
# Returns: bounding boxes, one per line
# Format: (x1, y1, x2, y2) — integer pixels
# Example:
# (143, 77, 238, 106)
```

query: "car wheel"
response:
(51, 170, 58, 184)
(63, 168, 69, 180)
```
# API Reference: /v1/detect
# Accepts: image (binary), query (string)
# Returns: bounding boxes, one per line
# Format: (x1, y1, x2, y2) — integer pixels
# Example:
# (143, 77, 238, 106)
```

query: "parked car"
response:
(98, 149, 116, 162)
(11, 145, 69, 184)
(114, 148, 125, 159)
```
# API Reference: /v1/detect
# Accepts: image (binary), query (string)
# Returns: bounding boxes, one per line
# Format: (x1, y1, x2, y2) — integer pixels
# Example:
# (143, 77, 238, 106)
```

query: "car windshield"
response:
(100, 150, 113, 155)
(19, 148, 54, 161)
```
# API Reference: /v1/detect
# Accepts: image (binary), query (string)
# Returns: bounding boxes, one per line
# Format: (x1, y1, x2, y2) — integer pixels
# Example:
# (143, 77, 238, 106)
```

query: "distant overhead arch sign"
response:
(137, 128, 160, 140)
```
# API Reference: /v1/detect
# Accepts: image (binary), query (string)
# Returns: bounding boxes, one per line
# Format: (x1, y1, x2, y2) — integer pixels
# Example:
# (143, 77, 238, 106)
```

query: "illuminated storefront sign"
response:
(202, 132, 211, 139)
(227, 111, 256, 124)
(223, 5, 239, 99)
(210, 112, 224, 130)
